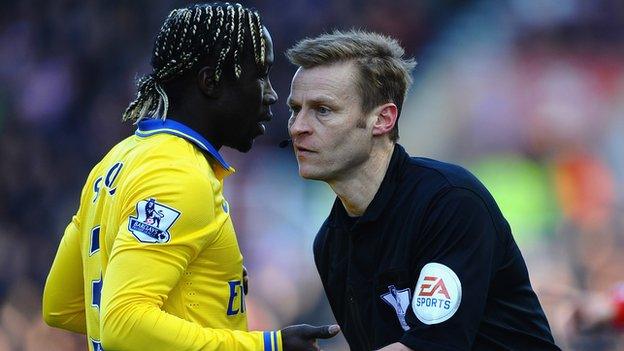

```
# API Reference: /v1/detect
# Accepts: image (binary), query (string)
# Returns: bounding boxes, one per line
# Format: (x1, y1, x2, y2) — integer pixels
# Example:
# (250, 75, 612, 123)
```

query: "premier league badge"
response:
(381, 285, 411, 331)
(128, 198, 180, 243)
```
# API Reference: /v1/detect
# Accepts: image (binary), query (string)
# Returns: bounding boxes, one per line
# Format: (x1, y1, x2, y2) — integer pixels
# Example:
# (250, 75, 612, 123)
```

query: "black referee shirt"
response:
(313, 144, 560, 351)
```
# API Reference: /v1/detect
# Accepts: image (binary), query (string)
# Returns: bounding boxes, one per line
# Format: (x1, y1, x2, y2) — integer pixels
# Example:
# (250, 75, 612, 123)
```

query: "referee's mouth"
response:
(294, 144, 316, 155)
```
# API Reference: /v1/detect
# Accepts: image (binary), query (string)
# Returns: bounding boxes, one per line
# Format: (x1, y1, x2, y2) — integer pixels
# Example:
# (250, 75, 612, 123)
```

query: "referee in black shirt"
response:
(285, 30, 560, 351)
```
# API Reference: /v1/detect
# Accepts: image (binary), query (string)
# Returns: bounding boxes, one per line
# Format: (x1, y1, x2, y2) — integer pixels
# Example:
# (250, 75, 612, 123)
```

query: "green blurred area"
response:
(469, 154, 560, 248)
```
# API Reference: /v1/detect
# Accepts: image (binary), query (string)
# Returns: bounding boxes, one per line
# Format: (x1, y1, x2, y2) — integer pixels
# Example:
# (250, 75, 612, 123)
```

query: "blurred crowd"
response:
(0, 0, 623, 350)
(401, 1, 624, 349)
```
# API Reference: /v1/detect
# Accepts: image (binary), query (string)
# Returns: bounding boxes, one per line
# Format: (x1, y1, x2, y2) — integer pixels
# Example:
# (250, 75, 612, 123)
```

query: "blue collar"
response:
(135, 119, 231, 171)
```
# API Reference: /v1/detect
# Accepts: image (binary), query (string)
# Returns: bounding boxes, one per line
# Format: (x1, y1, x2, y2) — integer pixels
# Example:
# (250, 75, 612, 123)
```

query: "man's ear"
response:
(372, 103, 398, 136)
(198, 66, 220, 98)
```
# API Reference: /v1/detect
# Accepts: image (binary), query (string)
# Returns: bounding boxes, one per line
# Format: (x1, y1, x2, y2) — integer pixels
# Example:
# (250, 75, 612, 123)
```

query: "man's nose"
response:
(265, 82, 278, 105)
(288, 110, 310, 136)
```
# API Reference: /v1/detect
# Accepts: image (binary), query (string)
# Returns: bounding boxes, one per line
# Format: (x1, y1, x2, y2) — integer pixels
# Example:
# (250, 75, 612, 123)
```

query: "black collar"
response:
(331, 144, 408, 230)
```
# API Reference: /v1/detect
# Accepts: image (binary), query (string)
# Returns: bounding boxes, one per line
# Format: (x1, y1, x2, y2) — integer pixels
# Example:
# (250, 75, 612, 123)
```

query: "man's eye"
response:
(317, 106, 331, 115)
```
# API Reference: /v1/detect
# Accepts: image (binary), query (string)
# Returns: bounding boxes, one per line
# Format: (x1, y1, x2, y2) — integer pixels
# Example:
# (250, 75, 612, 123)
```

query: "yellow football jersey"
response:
(43, 119, 282, 351)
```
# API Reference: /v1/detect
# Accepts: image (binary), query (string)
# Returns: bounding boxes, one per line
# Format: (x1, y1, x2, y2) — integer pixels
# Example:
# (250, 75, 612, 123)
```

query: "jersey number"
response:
(91, 274, 103, 310)
(93, 162, 123, 202)
(89, 226, 100, 256)
(88, 224, 105, 350)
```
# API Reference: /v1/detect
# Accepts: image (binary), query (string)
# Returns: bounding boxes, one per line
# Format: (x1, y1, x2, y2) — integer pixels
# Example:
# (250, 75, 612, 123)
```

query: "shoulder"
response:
(120, 133, 219, 189)
(136, 135, 212, 173)
(118, 152, 215, 219)
(394, 148, 509, 233)
(405, 156, 484, 191)
(401, 154, 499, 212)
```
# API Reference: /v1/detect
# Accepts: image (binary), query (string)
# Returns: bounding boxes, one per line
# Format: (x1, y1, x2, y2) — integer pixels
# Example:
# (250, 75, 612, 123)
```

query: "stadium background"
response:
(0, 0, 623, 349)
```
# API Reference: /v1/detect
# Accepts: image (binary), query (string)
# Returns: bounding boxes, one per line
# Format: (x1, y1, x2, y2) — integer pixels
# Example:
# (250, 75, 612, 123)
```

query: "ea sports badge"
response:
(412, 262, 461, 325)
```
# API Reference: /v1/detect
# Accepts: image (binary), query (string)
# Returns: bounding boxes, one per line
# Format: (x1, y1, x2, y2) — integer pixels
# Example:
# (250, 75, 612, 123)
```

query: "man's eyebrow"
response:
(308, 95, 340, 105)
(287, 94, 342, 107)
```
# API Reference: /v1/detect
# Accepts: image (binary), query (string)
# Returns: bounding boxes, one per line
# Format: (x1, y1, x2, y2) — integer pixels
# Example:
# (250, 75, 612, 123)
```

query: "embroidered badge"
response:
(412, 262, 462, 325)
(381, 285, 412, 331)
(128, 198, 180, 243)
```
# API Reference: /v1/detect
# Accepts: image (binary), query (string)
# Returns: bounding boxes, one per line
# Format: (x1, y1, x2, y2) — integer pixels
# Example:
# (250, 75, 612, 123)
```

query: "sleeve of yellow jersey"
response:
(100, 166, 282, 351)
(43, 162, 99, 334)
(42, 214, 88, 334)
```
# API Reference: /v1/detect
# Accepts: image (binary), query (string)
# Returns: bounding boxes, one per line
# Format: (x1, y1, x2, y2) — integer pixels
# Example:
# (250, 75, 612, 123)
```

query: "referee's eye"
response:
(316, 106, 331, 116)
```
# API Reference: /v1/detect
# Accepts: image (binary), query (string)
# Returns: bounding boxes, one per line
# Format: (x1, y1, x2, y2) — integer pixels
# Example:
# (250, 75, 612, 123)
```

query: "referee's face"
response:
(287, 61, 375, 181)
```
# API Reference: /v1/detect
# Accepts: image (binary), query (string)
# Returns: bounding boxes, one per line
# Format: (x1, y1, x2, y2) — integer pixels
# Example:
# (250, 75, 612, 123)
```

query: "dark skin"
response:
(166, 26, 278, 152)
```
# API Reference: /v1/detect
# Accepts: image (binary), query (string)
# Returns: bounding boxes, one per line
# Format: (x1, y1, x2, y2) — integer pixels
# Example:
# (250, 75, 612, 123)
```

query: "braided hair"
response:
(123, 2, 266, 123)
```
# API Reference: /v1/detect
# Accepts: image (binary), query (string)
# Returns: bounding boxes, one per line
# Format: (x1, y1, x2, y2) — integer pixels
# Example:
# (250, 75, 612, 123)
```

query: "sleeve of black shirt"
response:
(400, 187, 504, 351)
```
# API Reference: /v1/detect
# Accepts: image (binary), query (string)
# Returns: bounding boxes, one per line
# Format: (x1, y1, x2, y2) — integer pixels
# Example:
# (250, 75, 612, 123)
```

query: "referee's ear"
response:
(372, 102, 398, 137)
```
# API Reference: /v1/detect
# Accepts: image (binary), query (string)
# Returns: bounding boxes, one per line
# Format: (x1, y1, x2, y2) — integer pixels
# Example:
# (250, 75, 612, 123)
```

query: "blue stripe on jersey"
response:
(263, 331, 272, 351)
(135, 119, 231, 170)
(89, 226, 100, 256)
(90, 338, 104, 351)
(273, 331, 278, 350)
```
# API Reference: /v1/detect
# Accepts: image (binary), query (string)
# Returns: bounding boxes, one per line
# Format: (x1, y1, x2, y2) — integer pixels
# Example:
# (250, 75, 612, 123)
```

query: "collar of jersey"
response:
(135, 118, 232, 171)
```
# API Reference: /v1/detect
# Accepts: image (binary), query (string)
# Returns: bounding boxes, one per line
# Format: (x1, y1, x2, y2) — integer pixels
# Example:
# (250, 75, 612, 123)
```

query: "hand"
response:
(376, 342, 414, 351)
(281, 324, 340, 351)
(242, 265, 248, 295)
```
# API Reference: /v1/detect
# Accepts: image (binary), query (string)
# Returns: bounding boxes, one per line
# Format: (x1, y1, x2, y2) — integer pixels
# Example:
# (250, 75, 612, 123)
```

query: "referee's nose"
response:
(288, 109, 311, 138)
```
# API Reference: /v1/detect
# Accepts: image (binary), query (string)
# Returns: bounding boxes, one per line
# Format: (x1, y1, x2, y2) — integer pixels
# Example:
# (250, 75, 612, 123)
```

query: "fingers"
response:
(305, 324, 341, 339)
(281, 324, 340, 351)
(242, 265, 248, 295)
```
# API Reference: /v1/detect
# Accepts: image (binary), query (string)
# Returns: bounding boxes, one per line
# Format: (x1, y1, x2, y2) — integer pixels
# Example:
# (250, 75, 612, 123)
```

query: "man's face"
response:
(287, 62, 375, 181)
(218, 26, 277, 152)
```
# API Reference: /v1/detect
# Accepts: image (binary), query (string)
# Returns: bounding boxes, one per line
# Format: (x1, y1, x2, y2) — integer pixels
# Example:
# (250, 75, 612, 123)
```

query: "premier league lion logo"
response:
(128, 198, 180, 243)
(144, 198, 164, 227)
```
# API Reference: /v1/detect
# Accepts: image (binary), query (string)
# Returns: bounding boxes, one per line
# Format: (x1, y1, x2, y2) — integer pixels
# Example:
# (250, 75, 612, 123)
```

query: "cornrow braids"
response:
(247, 9, 259, 65)
(122, 2, 266, 123)
(233, 3, 244, 78)
(253, 11, 266, 67)
(214, 4, 236, 82)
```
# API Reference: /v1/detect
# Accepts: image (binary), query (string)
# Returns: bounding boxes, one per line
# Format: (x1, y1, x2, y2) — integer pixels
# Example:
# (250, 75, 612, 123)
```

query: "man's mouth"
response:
(256, 112, 273, 135)
(294, 144, 315, 154)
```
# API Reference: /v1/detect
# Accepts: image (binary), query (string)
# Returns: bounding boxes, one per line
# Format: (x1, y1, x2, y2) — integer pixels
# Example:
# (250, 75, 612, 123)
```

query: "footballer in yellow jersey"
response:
(43, 3, 339, 351)
(45, 119, 279, 350)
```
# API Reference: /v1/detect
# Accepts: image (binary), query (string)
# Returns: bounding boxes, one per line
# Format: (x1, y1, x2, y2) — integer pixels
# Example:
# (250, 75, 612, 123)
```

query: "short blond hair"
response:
(286, 30, 415, 141)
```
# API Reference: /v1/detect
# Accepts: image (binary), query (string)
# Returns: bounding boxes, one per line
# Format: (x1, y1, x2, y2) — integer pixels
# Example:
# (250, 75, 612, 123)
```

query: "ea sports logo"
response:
(412, 263, 462, 325)
(418, 276, 450, 299)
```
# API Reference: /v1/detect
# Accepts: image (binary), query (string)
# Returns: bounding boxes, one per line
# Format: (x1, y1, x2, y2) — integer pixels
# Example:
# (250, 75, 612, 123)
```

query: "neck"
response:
(167, 103, 223, 150)
(329, 141, 395, 217)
